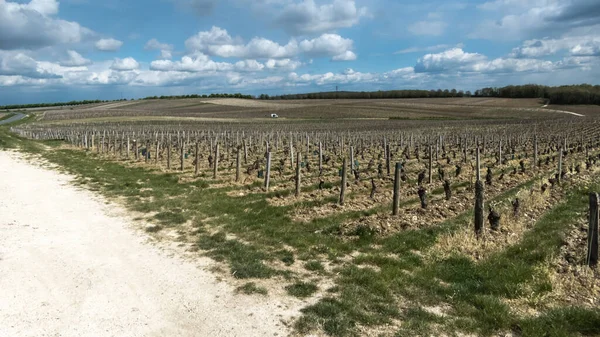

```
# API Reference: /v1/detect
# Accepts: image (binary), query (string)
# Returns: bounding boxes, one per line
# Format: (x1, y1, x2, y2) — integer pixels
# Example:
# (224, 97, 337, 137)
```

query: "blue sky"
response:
(0, 0, 599, 104)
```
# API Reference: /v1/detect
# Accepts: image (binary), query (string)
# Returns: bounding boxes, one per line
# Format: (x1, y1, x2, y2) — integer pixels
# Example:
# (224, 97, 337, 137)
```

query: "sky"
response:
(0, 0, 599, 104)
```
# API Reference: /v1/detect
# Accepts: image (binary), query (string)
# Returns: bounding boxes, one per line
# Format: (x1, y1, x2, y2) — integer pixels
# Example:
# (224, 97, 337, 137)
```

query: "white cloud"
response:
(110, 57, 140, 71)
(185, 26, 238, 51)
(471, 58, 554, 73)
(145, 38, 174, 60)
(185, 27, 355, 61)
(24, 0, 59, 15)
(289, 68, 378, 86)
(234, 59, 265, 72)
(150, 53, 234, 72)
(414, 48, 557, 74)
(407, 21, 447, 36)
(265, 59, 302, 71)
(144, 38, 173, 51)
(95, 38, 123, 52)
(415, 48, 486, 72)
(60, 50, 92, 67)
(299, 34, 354, 60)
(227, 73, 284, 87)
(275, 0, 368, 35)
(395, 43, 465, 54)
(571, 42, 600, 56)
(332, 50, 357, 61)
(0, 51, 61, 78)
(159, 49, 173, 60)
(510, 35, 600, 57)
(471, 0, 600, 40)
(0, 0, 92, 50)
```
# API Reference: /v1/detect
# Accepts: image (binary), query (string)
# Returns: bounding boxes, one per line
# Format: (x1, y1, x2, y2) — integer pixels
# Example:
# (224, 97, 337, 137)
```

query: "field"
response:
(5, 97, 600, 336)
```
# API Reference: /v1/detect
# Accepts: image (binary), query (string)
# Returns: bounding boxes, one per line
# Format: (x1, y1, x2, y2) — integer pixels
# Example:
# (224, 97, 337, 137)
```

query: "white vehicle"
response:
(270, 113, 279, 118)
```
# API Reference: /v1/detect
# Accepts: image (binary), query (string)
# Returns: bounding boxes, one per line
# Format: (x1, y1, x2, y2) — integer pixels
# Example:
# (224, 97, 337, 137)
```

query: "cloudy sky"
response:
(0, 0, 599, 104)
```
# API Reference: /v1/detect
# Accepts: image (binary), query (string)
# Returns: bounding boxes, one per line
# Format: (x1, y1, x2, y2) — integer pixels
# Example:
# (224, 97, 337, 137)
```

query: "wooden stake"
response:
(339, 157, 347, 205)
(319, 142, 323, 172)
(475, 180, 484, 236)
(236, 149, 241, 182)
(295, 152, 301, 197)
(588, 193, 599, 267)
(534, 135, 538, 168)
(393, 162, 401, 215)
(180, 141, 185, 171)
(265, 151, 271, 191)
(558, 147, 563, 184)
(167, 138, 171, 170)
(386, 143, 391, 176)
(214, 143, 219, 179)
(428, 144, 433, 184)
(194, 142, 199, 176)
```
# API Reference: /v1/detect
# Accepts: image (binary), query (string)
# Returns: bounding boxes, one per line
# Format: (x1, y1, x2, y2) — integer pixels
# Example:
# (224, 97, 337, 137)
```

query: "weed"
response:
(286, 281, 318, 298)
(236, 282, 268, 296)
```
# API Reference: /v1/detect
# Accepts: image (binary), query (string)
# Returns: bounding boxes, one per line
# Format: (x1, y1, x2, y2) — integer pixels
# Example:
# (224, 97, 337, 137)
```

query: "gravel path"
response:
(0, 150, 299, 337)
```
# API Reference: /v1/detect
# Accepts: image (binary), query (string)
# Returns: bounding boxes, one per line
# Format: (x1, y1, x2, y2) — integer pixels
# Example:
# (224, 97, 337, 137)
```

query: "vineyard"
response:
(7, 98, 600, 336)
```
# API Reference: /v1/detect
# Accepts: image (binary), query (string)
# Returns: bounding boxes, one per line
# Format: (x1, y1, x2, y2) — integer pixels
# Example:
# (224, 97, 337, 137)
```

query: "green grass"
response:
(236, 282, 268, 295)
(286, 281, 318, 298)
(305, 260, 326, 273)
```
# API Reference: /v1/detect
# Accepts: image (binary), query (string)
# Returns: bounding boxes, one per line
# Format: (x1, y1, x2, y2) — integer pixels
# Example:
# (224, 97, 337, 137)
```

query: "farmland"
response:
(5, 97, 600, 336)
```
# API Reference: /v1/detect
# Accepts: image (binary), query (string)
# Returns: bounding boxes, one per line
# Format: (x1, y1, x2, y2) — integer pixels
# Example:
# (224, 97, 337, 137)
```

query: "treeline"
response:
(143, 93, 253, 100)
(259, 89, 472, 100)
(259, 84, 600, 105)
(475, 84, 600, 105)
(0, 99, 115, 110)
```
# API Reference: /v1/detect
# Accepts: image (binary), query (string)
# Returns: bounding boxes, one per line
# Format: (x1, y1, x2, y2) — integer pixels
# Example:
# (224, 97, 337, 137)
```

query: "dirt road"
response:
(0, 151, 300, 337)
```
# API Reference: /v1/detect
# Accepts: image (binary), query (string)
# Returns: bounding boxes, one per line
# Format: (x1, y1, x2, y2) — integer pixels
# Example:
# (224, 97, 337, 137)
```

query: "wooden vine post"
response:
(350, 146, 355, 171)
(339, 157, 347, 205)
(194, 142, 199, 176)
(167, 139, 171, 170)
(290, 140, 294, 170)
(534, 135, 538, 168)
(180, 141, 185, 171)
(155, 141, 160, 164)
(428, 144, 433, 184)
(236, 150, 241, 182)
(265, 151, 271, 191)
(318, 142, 323, 172)
(386, 143, 391, 176)
(498, 138, 502, 164)
(588, 193, 599, 267)
(558, 146, 563, 184)
(474, 146, 484, 236)
(214, 143, 219, 179)
(393, 162, 401, 215)
(295, 152, 301, 197)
